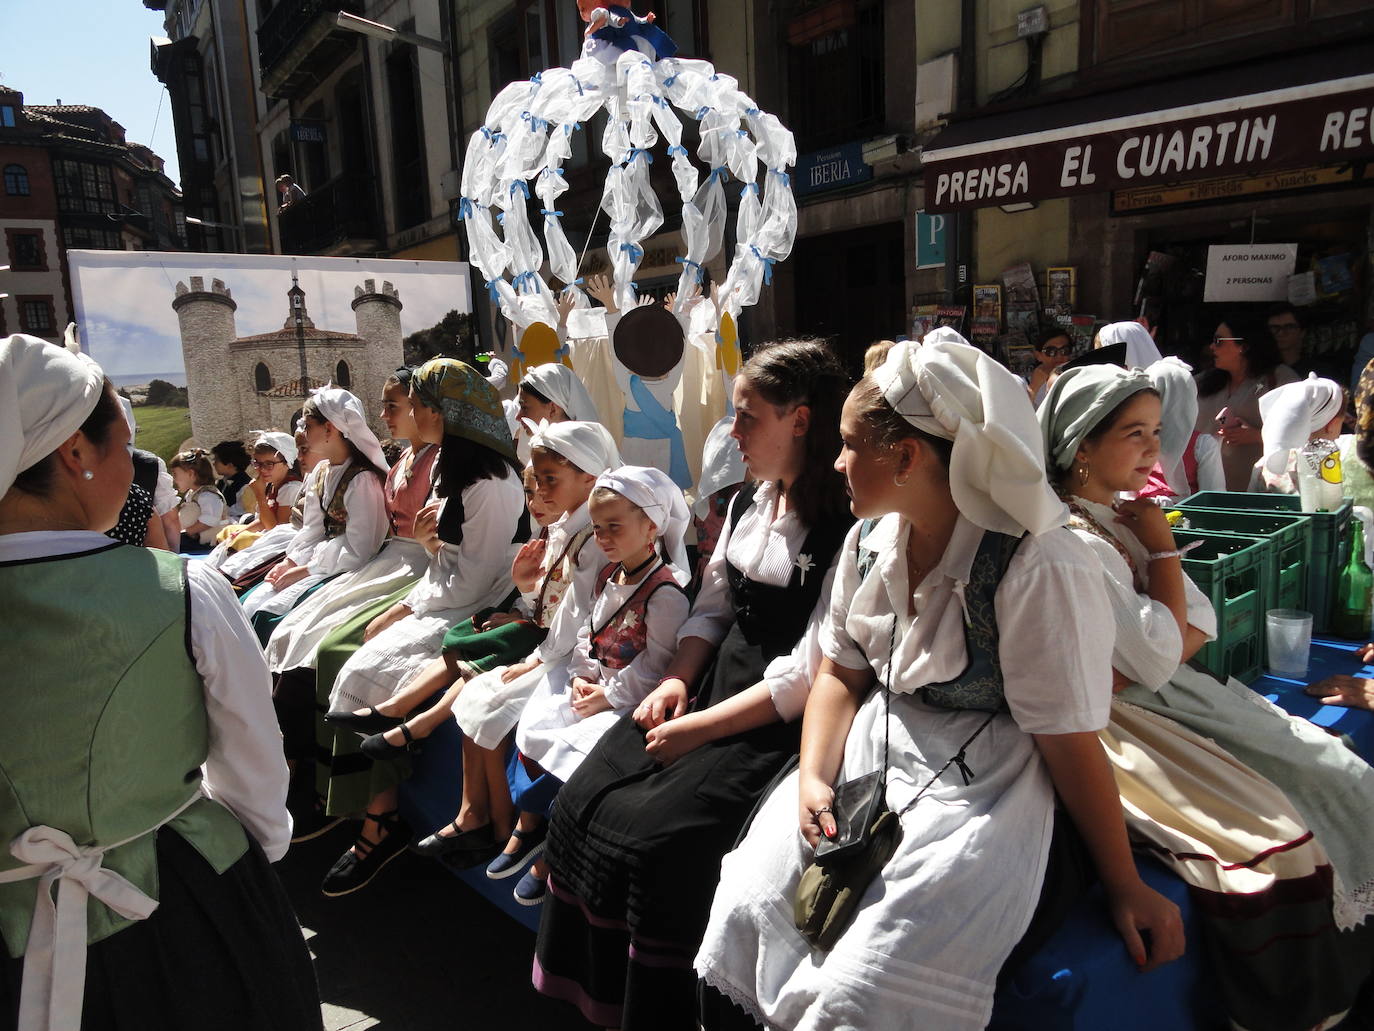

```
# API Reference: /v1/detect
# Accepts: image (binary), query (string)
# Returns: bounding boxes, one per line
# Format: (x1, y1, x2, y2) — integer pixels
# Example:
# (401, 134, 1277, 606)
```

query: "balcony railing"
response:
(258, 0, 363, 90)
(278, 171, 380, 255)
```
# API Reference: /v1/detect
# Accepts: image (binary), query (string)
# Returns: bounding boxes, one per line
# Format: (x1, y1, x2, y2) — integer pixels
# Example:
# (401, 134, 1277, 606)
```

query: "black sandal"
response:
(359, 722, 421, 760)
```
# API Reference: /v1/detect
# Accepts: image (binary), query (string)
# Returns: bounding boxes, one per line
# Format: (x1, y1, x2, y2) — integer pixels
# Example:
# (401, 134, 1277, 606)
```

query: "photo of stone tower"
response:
(172, 274, 403, 444)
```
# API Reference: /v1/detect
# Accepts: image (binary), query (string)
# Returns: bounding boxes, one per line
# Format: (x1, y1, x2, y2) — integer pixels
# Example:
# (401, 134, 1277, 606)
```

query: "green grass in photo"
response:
(134, 405, 193, 463)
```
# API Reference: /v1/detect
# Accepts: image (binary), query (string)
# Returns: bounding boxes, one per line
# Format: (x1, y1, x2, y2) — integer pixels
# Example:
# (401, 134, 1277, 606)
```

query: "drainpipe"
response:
(945, 0, 976, 306)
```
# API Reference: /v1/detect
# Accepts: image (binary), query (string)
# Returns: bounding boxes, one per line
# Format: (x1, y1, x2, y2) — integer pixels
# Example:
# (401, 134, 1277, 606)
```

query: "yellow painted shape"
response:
(513, 322, 570, 380)
(716, 312, 741, 376)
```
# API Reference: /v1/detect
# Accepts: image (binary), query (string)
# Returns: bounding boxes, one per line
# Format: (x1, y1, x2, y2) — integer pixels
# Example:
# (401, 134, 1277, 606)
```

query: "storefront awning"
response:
(920, 43, 1374, 213)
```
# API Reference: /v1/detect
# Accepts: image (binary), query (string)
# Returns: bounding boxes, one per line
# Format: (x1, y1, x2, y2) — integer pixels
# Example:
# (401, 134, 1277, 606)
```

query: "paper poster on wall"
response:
(1203, 244, 1298, 302)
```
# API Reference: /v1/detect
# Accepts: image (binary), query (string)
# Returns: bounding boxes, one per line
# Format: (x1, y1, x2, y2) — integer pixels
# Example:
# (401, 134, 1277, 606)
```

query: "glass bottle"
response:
(1333, 518, 1373, 639)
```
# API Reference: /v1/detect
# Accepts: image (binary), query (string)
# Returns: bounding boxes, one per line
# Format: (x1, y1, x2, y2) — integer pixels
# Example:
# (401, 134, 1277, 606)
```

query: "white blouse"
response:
(822, 514, 1114, 735)
(284, 458, 389, 577)
(568, 562, 692, 710)
(403, 470, 526, 617)
(678, 480, 839, 722)
(0, 531, 292, 860)
(1065, 496, 1218, 692)
(534, 501, 609, 665)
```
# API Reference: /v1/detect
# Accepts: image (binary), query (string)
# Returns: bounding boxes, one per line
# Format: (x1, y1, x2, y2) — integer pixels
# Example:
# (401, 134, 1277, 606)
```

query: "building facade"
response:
(172, 272, 402, 445)
(0, 85, 182, 344)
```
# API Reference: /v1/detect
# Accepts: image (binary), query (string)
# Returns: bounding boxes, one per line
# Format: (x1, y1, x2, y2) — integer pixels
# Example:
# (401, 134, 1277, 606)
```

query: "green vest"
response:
(0, 543, 248, 957)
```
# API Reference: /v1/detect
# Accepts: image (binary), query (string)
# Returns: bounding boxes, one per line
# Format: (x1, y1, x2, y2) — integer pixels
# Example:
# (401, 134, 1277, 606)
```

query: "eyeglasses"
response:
(1269, 323, 1301, 334)
(1211, 337, 1243, 347)
(252, 458, 284, 469)
(1040, 345, 1072, 357)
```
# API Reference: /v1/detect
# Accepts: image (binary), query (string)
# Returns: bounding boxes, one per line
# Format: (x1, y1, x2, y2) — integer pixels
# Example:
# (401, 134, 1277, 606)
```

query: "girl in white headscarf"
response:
(499, 466, 692, 904)
(1040, 364, 1374, 1031)
(400, 420, 620, 865)
(238, 387, 390, 630)
(1097, 320, 1163, 370)
(514, 363, 602, 463)
(206, 432, 304, 557)
(1249, 374, 1346, 493)
(695, 336, 1184, 1031)
(1143, 356, 1224, 499)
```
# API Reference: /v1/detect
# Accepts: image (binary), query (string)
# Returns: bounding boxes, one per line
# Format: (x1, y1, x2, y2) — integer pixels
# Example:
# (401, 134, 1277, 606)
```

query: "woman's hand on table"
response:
(1304, 674, 1374, 711)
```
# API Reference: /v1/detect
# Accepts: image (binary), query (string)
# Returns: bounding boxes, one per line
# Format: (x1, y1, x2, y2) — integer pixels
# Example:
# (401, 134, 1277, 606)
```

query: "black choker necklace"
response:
(621, 553, 657, 579)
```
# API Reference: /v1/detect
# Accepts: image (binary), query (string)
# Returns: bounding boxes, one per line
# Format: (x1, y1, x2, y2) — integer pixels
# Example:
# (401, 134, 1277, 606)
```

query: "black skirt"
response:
(536, 622, 801, 1031)
(1, 828, 321, 1031)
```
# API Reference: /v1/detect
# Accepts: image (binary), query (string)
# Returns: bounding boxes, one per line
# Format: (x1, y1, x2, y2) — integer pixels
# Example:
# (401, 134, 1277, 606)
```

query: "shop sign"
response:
(1203, 244, 1298, 303)
(923, 83, 1374, 213)
(915, 211, 946, 269)
(290, 120, 326, 144)
(1111, 164, 1367, 214)
(795, 142, 872, 197)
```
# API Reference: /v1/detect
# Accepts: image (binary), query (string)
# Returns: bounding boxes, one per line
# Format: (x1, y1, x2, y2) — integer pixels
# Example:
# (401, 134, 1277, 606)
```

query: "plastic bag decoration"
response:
(456, 5, 798, 335)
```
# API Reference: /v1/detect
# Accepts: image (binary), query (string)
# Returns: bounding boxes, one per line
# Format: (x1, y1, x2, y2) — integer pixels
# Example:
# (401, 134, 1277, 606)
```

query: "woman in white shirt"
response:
(533, 340, 856, 1031)
(0, 333, 317, 1029)
(695, 336, 1183, 1031)
(1041, 364, 1374, 1031)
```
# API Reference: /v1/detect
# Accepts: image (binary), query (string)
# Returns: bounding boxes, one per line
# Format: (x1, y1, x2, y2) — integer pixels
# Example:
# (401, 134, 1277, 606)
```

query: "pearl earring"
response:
(82, 470, 94, 481)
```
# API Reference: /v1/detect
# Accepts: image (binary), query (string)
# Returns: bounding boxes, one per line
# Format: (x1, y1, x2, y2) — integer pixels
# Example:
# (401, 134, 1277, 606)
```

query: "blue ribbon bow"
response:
(666, 145, 688, 158)
(540, 209, 564, 218)
(771, 169, 791, 188)
(510, 180, 531, 200)
(675, 256, 704, 283)
(457, 197, 474, 220)
(707, 166, 729, 186)
(484, 279, 503, 304)
(627, 148, 654, 165)
(511, 271, 539, 293)
(620, 242, 645, 264)
(751, 246, 777, 285)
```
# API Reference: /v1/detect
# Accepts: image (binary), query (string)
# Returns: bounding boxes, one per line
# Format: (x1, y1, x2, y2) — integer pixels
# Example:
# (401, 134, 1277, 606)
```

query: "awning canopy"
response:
(920, 43, 1374, 213)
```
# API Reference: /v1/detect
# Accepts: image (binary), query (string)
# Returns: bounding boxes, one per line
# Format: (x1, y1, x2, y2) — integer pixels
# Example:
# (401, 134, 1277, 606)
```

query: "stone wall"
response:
(173, 276, 241, 446)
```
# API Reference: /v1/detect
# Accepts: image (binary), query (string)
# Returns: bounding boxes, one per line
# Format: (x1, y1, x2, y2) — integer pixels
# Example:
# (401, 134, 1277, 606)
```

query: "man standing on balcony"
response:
(277, 174, 306, 211)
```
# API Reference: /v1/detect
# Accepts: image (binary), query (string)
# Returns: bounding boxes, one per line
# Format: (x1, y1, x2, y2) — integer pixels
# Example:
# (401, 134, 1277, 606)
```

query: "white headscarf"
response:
(1097, 321, 1163, 370)
(519, 363, 600, 423)
(1258, 374, 1345, 476)
(692, 415, 746, 518)
(119, 396, 138, 442)
(251, 430, 299, 469)
(310, 386, 389, 472)
(1, 333, 107, 498)
(873, 333, 1067, 536)
(527, 419, 620, 476)
(1146, 357, 1198, 497)
(595, 465, 692, 584)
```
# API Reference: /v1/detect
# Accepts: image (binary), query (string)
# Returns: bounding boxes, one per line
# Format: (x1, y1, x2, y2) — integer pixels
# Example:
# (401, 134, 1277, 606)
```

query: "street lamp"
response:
(334, 11, 445, 52)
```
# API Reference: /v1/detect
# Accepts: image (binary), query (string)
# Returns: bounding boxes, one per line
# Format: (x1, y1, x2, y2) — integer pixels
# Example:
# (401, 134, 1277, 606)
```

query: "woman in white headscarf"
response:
(1249, 374, 1346, 493)
(1097, 320, 1163, 370)
(1040, 364, 1374, 1031)
(695, 336, 1183, 1031)
(0, 334, 319, 1030)
(1136, 356, 1225, 500)
(514, 362, 602, 463)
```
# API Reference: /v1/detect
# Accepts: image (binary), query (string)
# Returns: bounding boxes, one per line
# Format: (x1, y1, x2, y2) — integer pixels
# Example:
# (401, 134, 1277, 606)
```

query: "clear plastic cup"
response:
(1266, 609, 1313, 678)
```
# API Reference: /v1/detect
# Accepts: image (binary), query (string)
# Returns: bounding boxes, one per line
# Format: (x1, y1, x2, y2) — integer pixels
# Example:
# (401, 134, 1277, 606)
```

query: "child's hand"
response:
(556, 289, 577, 325)
(480, 611, 521, 631)
(511, 538, 547, 591)
(585, 274, 617, 313)
(571, 681, 611, 719)
(264, 558, 295, 587)
(643, 712, 706, 765)
(364, 602, 411, 642)
(797, 773, 837, 850)
(634, 677, 689, 729)
(502, 657, 541, 683)
(413, 501, 441, 549)
(1105, 878, 1185, 972)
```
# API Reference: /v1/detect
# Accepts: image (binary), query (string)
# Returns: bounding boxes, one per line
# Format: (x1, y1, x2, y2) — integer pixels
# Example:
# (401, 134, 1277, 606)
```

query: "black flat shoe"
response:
(359, 722, 421, 760)
(320, 810, 412, 897)
(324, 706, 403, 735)
(413, 820, 497, 860)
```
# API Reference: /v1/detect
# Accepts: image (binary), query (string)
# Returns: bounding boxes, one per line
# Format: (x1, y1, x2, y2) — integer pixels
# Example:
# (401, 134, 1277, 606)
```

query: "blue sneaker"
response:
(486, 824, 546, 879)
(513, 868, 547, 907)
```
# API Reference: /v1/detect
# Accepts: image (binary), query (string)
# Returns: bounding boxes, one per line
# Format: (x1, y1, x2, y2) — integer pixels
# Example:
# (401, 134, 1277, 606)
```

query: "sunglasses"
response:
(1211, 336, 1243, 347)
(1040, 345, 1072, 357)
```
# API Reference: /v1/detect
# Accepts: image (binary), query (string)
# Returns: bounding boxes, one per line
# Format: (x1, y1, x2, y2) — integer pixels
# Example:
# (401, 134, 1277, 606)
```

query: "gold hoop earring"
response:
(893, 472, 909, 487)
(1077, 463, 1089, 486)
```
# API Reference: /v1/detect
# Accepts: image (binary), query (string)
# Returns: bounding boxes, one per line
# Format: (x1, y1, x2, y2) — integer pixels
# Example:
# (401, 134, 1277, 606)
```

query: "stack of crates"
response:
(1178, 491, 1352, 634)
(1169, 530, 1267, 683)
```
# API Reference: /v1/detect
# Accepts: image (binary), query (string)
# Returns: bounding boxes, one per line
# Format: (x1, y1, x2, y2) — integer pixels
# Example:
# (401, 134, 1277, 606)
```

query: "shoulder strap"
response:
(854, 518, 880, 581)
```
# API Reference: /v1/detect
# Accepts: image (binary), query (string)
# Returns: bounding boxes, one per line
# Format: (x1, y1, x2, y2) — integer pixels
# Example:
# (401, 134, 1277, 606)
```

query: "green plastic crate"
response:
(1172, 530, 1266, 684)
(1168, 507, 1311, 613)
(1179, 491, 1352, 633)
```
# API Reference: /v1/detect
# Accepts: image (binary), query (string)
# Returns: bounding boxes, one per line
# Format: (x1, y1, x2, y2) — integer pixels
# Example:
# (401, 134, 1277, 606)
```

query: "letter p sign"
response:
(916, 211, 947, 269)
